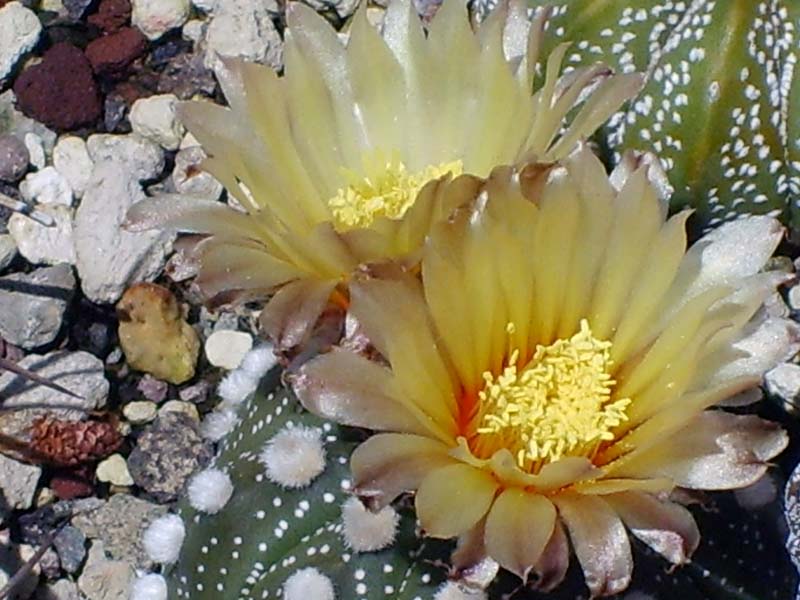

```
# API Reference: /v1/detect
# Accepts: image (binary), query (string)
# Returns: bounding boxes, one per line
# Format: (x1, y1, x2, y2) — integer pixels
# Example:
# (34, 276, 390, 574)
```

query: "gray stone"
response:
(53, 525, 86, 574)
(765, 362, 800, 408)
(0, 532, 39, 599)
(0, 133, 29, 181)
(0, 264, 75, 349)
(86, 134, 164, 182)
(72, 494, 166, 569)
(74, 164, 173, 303)
(0, 453, 40, 509)
(203, 0, 283, 72)
(0, 92, 57, 155)
(8, 205, 76, 266)
(129, 94, 184, 151)
(127, 412, 213, 502)
(0, 234, 17, 270)
(172, 145, 222, 200)
(35, 579, 81, 600)
(77, 542, 133, 600)
(0, 350, 108, 442)
(0, 2, 42, 81)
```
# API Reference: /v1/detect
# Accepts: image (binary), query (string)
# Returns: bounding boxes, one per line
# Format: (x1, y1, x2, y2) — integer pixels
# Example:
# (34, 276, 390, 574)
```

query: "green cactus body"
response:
(525, 0, 800, 233)
(168, 370, 447, 599)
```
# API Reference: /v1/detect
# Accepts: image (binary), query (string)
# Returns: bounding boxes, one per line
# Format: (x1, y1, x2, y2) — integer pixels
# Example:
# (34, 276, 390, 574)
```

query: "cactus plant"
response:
(168, 369, 449, 599)
(479, 0, 800, 234)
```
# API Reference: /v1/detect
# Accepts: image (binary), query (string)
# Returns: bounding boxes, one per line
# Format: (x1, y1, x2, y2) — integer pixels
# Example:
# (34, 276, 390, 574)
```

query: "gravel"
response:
(74, 163, 172, 303)
(127, 412, 213, 502)
(0, 1, 42, 81)
(0, 263, 75, 349)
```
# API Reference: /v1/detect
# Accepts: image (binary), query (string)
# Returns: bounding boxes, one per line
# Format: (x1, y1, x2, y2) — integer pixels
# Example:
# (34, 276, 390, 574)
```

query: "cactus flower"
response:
(294, 146, 794, 596)
(126, 0, 642, 351)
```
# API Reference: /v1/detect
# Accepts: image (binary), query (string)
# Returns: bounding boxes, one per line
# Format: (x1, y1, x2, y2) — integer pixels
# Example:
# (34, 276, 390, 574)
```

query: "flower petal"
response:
(351, 433, 454, 509)
(416, 463, 499, 538)
(259, 279, 336, 351)
(350, 278, 458, 430)
(293, 348, 439, 438)
(531, 519, 569, 592)
(553, 492, 633, 597)
(604, 492, 699, 565)
(484, 489, 556, 580)
(606, 411, 788, 490)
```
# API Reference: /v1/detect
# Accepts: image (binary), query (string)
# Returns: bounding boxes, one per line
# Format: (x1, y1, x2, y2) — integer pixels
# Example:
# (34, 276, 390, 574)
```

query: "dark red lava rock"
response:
(13, 43, 101, 132)
(51, 465, 95, 500)
(88, 0, 132, 33)
(85, 27, 147, 77)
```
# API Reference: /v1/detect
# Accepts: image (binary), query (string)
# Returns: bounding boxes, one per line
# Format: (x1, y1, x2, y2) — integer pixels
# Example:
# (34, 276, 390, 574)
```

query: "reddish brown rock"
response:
(88, 0, 132, 33)
(51, 465, 95, 500)
(13, 43, 101, 132)
(85, 27, 147, 76)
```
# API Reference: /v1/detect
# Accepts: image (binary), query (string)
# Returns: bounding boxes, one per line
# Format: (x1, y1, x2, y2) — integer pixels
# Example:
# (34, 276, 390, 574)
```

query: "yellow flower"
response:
(293, 147, 793, 596)
(126, 0, 642, 350)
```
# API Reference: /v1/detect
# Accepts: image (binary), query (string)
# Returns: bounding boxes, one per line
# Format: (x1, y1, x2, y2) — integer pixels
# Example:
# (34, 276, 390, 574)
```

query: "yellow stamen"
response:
(328, 152, 463, 229)
(477, 319, 630, 472)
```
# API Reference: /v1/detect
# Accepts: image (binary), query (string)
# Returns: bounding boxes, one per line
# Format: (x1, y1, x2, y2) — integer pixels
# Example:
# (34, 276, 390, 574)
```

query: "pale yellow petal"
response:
(416, 463, 499, 538)
(484, 489, 556, 579)
(351, 433, 455, 509)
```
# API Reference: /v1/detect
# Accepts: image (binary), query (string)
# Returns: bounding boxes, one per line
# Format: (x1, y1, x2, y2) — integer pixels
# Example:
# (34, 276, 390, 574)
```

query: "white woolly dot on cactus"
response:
(187, 467, 234, 514)
(259, 424, 326, 488)
(433, 581, 489, 600)
(130, 573, 169, 600)
(341, 496, 399, 553)
(200, 407, 239, 441)
(283, 567, 336, 600)
(142, 514, 185, 564)
(240, 344, 278, 378)
(217, 369, 258, 405)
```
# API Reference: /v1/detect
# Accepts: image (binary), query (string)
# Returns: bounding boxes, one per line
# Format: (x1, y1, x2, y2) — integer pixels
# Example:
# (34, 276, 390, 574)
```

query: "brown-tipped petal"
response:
(531, 519, 569, 592)
(604, 492, 699, 565)
(608, 411, 788, 490)
(554, 492, 633, 597)
(124, 195, 262, 237)
(195, 241, 302, 298)
(351, 433, 454, 509)
(484, 489, 556, 580)
(293, 348, 433, 437)
(416, 463, 498, 539)
(451, 519, 501, 589)
(259, 279, 336, 351)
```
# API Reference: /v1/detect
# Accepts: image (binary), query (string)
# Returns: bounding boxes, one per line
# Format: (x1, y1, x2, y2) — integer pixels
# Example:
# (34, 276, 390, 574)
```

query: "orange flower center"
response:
(474, 320, 631, 473)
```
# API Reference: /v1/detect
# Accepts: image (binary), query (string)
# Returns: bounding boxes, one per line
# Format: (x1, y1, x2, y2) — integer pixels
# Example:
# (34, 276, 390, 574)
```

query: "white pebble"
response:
(433, 582, 488, 600)
(130, 94, 185, 151)
(341, 497, 398, 553)
(187, 468, 233, 514)
(217, 369, 258, 405)
(19, 166, 73, 206)
(205, 330, 253, 370)
(23, 133, 45, 169)
(132, 0, 191, 40)
(53, 136, 93, 199)
(283, 567, 335, 600)
(259, 425, 326, 489)
(0, 2, 42, 81)
(95, 453, 134, 486)
(130, 573, 168, 600)
(200, 407, 238, 441)
(142, 514, 185, 564)
(239, 344, 278, 379)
